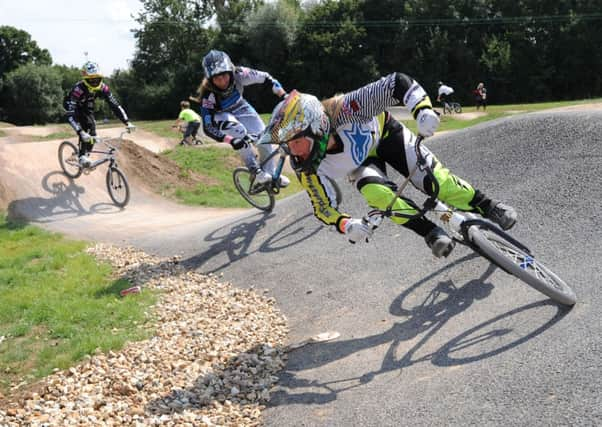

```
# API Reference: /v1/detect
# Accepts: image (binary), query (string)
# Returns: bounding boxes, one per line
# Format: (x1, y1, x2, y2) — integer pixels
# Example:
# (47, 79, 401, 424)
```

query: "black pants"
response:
(76, 111, 97, 155)
(184, 121, 201, 138)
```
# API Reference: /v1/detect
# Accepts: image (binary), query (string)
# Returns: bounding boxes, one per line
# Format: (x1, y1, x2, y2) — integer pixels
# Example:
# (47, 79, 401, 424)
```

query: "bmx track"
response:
(1, 107, 601, 426)
(0, 126, 248, 242)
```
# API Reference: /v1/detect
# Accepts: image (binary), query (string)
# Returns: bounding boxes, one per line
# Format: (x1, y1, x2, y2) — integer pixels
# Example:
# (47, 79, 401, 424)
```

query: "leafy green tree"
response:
(129, 0, 217, 117)
(290, 0, 378, 98)
(1, 64, 63, 125)
(212, 0, 262, 59)
(237, 0, 302, 112)
(0, 26, 52, 78)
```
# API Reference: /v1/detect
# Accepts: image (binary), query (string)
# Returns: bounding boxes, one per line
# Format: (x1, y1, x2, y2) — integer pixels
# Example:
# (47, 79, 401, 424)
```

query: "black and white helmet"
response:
(202, 50, 235, 80)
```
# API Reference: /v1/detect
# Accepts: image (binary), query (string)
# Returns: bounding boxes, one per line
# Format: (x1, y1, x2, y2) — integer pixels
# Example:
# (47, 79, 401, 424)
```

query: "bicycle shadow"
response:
(181, 211, 324, 273)
(7, 171, 123, 223)
(268, 255, 569, 406)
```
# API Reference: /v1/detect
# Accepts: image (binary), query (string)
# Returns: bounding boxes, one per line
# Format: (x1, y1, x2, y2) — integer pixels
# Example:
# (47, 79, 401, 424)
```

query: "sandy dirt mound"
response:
(0, 126, 248, 242)
(117, 140, 221, 197)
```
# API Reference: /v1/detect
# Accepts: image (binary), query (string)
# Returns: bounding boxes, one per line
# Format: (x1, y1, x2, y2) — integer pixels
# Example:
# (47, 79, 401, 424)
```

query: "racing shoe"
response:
(425, 226, 455, 258)
(278, 174, 290, 188)
(485, 201, 517, 230)
(254, 169, 272, 186)
(78, 154, 91, 168)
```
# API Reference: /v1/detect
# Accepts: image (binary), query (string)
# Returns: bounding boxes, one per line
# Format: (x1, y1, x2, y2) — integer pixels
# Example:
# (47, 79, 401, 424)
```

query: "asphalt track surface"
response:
(2, 110, 601, 425)
(137, 110, 601, 426)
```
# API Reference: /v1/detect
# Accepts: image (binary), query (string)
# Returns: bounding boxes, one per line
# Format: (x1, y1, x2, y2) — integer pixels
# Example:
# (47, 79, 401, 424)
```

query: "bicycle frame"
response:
(83, 132, 128, 171)
(370, 135, 530, 253)
(254, 141, 291, 194)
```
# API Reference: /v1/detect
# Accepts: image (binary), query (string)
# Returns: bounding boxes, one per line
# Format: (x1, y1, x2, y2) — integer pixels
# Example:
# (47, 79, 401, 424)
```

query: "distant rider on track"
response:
(196, 50, 290, 187)
(64, 61, 135, 167)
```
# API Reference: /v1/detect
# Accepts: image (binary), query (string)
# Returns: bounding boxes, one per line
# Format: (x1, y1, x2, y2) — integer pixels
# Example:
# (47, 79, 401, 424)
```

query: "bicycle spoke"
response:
(487, 233, 567, 292)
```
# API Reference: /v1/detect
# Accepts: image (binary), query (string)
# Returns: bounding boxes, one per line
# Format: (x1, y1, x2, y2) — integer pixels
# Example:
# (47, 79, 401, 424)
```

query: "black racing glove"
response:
(230, 135, 253, 150)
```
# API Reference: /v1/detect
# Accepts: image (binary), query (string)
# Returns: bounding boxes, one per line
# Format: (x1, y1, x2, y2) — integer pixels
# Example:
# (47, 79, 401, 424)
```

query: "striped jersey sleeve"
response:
(333, 73, 401, 128)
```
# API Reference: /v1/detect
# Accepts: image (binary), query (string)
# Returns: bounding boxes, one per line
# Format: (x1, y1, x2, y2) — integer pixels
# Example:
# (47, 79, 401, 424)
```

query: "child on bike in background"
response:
(436, 81, 455, 113)
(173, 100, 202, 145)
(196, 49, 290, 187)
(260, 73, 517, 257)
(64, 61, 135, 167)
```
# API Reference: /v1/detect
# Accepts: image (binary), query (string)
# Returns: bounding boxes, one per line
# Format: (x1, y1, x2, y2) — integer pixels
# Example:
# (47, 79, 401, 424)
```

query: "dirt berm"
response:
(0, 126, 248, 242)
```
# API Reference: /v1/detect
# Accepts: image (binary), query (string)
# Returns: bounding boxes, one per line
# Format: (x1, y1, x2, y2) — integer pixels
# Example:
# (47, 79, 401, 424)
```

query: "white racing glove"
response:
(341, 218, 373, 244)
(416, 108, 440, 137)
(126, 121, 136, 132)
(79, 130, 92, 143)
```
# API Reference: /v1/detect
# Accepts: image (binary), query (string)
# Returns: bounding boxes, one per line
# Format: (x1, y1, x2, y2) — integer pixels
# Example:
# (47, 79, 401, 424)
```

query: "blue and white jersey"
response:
(298, 72, 430, 229)
(317, 117, 382, 179)
(315, 73, 407, 179)
(200, 66, 283, 142)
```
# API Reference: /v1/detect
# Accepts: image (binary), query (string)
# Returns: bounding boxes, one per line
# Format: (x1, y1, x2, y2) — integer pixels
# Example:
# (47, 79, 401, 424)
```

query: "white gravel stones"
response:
(0, 244, 289, 426)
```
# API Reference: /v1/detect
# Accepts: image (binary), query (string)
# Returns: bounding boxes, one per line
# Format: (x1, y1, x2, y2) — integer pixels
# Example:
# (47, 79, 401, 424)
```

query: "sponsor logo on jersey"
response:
(342, 123, 373, 165)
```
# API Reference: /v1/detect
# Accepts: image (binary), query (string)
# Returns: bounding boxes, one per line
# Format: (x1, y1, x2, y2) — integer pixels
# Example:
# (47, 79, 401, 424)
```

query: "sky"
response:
(1, 0, 144, 75)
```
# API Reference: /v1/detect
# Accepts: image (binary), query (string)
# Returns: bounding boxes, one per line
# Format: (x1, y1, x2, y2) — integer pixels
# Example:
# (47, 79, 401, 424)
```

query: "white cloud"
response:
(0, 0, 143, 74)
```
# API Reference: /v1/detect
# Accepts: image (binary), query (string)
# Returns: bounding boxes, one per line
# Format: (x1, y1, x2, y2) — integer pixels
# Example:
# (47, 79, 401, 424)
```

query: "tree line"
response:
(1, 0, 601, 125)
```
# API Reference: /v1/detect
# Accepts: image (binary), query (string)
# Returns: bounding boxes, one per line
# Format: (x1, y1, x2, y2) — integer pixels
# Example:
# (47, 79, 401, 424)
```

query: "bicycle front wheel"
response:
(58, 141, 82, 178)
(233, 167, 275, 212)
(469, 226, 576, 306)
(106, 166, 130, 207)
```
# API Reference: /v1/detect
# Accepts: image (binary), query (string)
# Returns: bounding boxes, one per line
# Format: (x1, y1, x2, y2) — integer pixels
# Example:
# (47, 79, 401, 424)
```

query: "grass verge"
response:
(0, 214, 156, 393)
(401, 98, 602, 133)
(162, 145, 303, 207)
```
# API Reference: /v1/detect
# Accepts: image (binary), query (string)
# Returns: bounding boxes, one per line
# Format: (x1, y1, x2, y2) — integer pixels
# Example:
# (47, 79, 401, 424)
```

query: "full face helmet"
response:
(265, 90, 331, 173)
(202, 50, 235, 95)
(82, 61, 103, 91)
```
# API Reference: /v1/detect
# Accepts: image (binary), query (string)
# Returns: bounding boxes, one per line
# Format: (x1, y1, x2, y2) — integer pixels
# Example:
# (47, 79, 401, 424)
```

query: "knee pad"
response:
(218, 121, 247, 139)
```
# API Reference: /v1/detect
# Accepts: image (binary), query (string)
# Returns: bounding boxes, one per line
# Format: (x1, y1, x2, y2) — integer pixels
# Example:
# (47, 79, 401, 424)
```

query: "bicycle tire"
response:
(58, 141, 83, 179)
(106, 166, 130, 207)
(469, 225, 576, 306)
(453, 103, 463, 114)
(233, 167, 275, 212)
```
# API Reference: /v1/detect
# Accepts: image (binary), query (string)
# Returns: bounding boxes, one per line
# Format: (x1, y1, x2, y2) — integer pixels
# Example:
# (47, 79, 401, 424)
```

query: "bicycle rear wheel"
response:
(233, 167, 275, 212)
(58, 141, 83, 178)
(469, 225, 576, 306)
(106, 166, 130, 207)
(453, 103, 463, 113)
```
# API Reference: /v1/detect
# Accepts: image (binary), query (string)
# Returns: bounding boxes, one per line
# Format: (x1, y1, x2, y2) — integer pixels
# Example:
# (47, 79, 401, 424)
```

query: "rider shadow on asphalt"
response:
(7, 171, 122, 223)
(181, 211, 325, 274)
(267, 256, 570, 407)
(144, 253, 570, 413)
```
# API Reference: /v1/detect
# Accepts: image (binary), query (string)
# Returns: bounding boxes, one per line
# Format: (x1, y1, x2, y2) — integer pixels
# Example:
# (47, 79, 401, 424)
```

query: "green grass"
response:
(163, 145, 303, 207)
(136, 119, 216, 143)
(0, 129, 6, 137)
(401, 98, 602, 133)
(0, 214, 157, 392)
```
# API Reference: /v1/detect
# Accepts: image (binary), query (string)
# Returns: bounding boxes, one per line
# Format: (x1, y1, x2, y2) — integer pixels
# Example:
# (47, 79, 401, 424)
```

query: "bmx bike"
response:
(442, 101, 462, 114)
(172, 123, 203, 146)
(233, 140, 342, 212)
(57, 128, 132, 207)
(363, 135, 576, 306)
